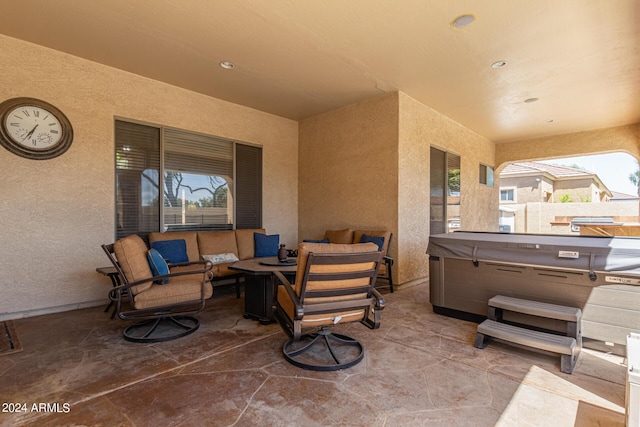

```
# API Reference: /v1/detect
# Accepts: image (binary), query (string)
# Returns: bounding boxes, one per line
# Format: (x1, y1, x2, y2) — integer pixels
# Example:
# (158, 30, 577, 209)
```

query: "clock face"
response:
(5, 105, 63, 150)
(0, 97, 73, 160)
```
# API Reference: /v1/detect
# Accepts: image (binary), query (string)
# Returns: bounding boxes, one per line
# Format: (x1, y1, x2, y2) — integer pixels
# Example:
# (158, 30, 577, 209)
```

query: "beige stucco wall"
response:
(0, 35, 298, 320)
(398, 93, 499, 284)
(513, 201, 639, 234)
(298, 92, 399, 254)
(500, 175, 605, 204)
(298, 92, 499, 286)
(553, 179, 601, 203)
(495, 124, 640, 168)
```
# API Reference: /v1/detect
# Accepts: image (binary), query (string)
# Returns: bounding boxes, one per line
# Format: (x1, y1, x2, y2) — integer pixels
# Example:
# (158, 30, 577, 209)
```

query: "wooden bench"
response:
(474, 295, 582, 374)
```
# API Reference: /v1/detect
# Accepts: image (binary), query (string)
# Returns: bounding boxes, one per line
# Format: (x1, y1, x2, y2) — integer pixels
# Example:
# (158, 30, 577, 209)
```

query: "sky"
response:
(545, 152, 639, 196)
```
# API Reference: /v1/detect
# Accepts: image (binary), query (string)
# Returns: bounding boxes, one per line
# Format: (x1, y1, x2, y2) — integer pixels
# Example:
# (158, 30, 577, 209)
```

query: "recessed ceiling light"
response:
(219, 61, 235, 69)
(491, 60, 507, 68)
(451, 14, 476, 29)
(524, 97, 539, 103)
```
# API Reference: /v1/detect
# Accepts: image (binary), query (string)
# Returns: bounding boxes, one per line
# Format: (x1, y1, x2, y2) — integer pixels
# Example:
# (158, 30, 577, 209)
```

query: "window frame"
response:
(500, 187, 517, 203)
(114, 118, 262, 240)
(479, 163, 495, 187)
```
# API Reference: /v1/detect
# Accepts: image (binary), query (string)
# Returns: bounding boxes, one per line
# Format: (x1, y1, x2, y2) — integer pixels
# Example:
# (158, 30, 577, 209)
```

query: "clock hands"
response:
(21, 124, 39, 141)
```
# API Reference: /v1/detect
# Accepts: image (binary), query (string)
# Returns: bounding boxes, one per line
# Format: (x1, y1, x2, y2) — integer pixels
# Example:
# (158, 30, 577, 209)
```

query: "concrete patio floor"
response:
(0, 282, 628, 426)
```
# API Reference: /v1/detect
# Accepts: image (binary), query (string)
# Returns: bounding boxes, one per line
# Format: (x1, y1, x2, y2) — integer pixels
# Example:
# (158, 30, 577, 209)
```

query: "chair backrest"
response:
(103, 234, 154, 295)
(294, 242, 382, 305)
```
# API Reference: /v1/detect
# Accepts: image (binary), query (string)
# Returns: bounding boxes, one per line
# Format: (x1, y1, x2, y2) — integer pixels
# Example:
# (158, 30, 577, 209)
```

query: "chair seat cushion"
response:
(277, 286, 365, 328)
(134, 280, 213, 310)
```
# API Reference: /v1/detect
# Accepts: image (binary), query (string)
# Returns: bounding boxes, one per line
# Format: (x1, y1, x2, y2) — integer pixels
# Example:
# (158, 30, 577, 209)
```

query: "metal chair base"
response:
(123, 316, 200, 343)
(282, 328, 364, 371)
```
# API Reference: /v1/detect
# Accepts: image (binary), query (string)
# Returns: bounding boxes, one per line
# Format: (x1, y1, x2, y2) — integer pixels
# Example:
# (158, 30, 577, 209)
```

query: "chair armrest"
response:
(372, 288, 386, 310)
(273, 271, 304, 319)
(116, 266, 213, 292)
(383, 255, 394, 266)
(167, 260, 210, 268)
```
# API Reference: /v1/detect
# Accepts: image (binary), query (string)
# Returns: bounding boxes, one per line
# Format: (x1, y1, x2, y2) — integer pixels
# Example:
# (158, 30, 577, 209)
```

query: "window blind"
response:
(235, 144, 262, 229)
(114, 120, 161, 240)
(163, 128, 233, 177)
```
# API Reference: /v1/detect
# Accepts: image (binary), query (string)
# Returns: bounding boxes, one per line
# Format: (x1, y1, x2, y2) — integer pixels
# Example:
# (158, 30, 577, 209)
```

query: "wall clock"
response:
(0, 97, 73, 160)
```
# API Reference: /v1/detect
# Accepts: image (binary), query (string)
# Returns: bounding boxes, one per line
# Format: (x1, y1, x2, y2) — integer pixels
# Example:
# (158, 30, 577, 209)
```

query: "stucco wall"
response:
(495, 124, 640, 168)
(553, 179, 601, 203)
(0, 35, 298, 320)
(510, 201, 638, 234)
(298, 92, 499, 286)
(298, 92, 399, 256)
(398, 93, 499, 284)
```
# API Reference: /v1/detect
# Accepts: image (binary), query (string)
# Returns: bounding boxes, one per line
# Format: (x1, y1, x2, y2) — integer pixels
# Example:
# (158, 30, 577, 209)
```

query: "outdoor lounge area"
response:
(0, 2, 639, 426)
(1, 284, 628, 426)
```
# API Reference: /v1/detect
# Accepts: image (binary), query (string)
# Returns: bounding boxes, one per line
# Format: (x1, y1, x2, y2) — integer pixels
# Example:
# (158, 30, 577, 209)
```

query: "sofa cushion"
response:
(353, 230, 391, 255)
(149, 239, 189, 264)
(148, 231, 199, 262)
(324, 228, 354, 244)
(359, 234, 384, 251)
(254, 233, 279, 257)
(202, 253, 240, 265)
(235, 228, 265, 260)
(303, 238, 329, 243)
(197, 231, 238, 259)
(212, 262, 240, 278)
(147, 248, 170, 284)
(113, 234, 154, 295)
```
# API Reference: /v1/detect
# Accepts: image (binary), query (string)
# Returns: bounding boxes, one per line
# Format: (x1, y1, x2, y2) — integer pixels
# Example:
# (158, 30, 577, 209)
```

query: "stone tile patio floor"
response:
(0, 282, 628, 426)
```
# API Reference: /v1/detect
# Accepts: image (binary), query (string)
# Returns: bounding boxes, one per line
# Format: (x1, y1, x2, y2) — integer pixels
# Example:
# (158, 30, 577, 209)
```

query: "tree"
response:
(163, 173, 227, 207)
(628, 160, 640, 219)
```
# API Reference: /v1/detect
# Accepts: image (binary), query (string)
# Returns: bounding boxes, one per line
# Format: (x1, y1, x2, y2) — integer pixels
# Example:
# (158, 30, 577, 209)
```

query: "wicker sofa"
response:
(148, 228, 267, 295)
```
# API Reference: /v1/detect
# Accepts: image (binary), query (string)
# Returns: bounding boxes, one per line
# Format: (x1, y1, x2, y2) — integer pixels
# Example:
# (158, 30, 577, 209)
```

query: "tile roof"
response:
(501, 161, 594, 178)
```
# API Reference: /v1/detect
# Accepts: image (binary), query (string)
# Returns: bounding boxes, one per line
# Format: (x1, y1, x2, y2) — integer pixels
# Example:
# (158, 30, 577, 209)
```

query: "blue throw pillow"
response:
(360, 234, 385, 251)
(303, 238, 329, 243)
(147, 248, 170, 284)
(150, 239, 188, 263)
(254, 233, 279, 257)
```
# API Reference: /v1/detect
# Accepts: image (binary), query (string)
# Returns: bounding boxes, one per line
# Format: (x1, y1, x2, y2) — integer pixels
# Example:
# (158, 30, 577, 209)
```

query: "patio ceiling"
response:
(0, 0, 638, 143)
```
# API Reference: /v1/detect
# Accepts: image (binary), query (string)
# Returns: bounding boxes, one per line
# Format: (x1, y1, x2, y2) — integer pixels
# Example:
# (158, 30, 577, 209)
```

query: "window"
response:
(479, 164, 494, 187)
(500, 188, 516, 202)
(430, 147, 461, 234)
(114, 120, 262, 239)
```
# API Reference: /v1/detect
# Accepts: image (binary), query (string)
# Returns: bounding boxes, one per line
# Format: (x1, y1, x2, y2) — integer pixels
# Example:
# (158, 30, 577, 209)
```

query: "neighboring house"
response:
(498, 162, 638, 234)
(610, 190, 640, 202)
(499, 161, 612, 205)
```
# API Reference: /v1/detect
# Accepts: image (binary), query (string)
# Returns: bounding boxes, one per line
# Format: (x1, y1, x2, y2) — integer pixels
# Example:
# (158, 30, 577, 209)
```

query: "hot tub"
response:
(427, 232, 640, 346)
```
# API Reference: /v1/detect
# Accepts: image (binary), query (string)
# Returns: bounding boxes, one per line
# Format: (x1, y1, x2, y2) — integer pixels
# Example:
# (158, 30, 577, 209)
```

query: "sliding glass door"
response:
(430, 147, 461, 235)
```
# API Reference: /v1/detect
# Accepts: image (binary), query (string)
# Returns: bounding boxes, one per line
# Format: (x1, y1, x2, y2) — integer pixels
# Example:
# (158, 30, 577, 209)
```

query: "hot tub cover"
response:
(427, 232, 640, 276)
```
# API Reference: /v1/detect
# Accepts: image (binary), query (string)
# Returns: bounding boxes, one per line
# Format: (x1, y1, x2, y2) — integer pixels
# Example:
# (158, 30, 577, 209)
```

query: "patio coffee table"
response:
(229, 257, 297, 324)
